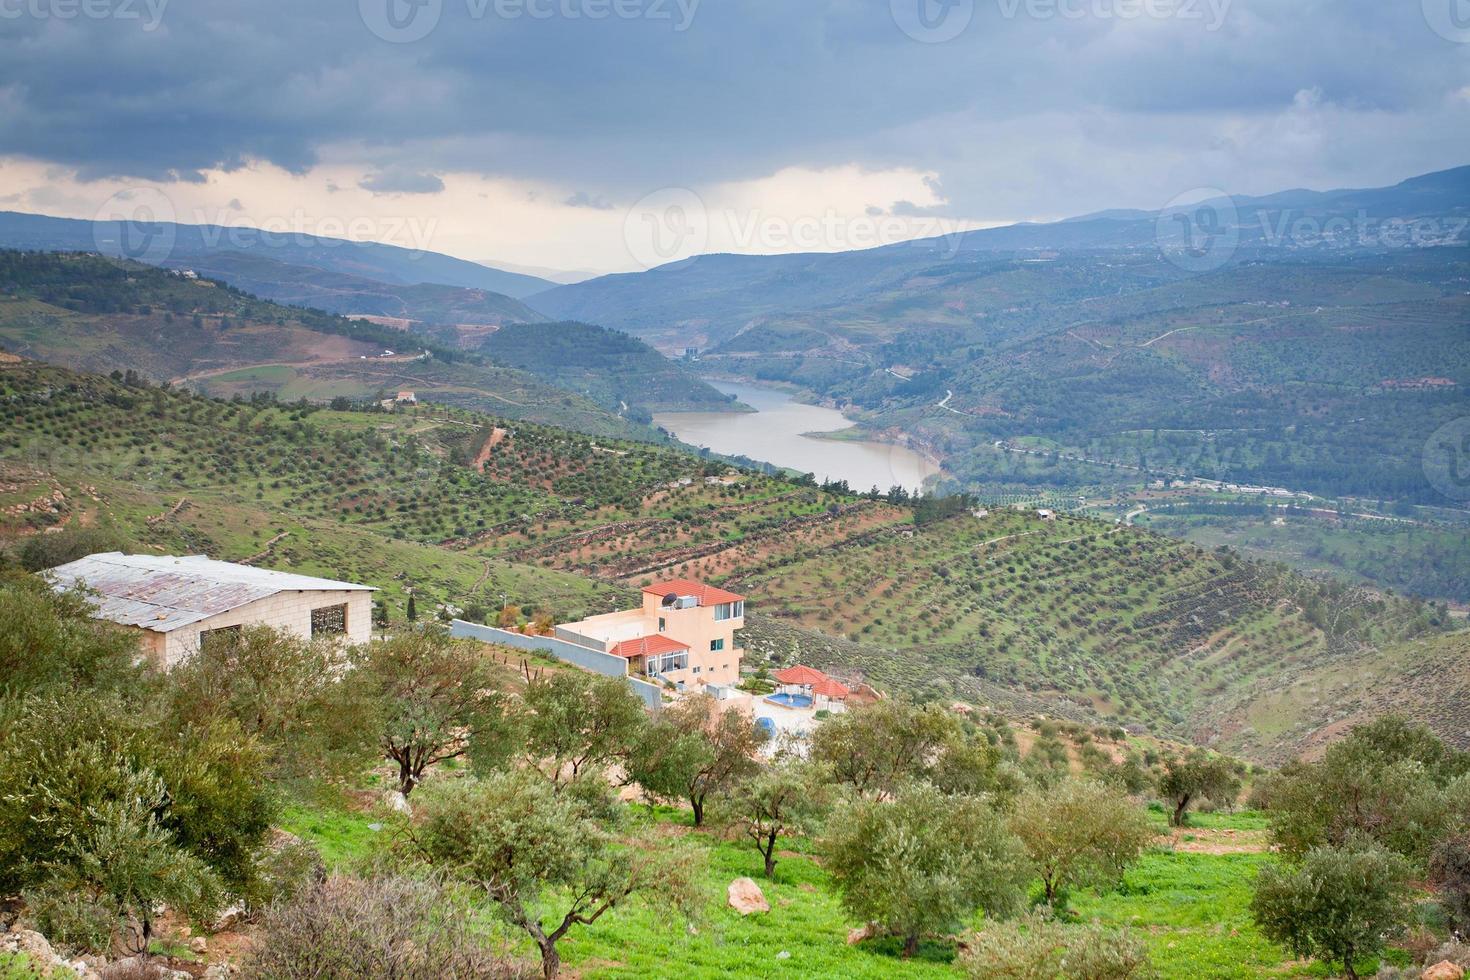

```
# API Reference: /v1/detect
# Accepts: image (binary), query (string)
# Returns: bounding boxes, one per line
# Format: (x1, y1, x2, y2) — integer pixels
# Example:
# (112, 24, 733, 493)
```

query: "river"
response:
(653, 381, 940, 493)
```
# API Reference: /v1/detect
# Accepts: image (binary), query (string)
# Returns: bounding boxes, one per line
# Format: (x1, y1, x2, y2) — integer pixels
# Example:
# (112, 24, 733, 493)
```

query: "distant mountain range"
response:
(0, 209, 556, 298)
(531, 165, 1470, 513)
(532, 165, 1470, 347)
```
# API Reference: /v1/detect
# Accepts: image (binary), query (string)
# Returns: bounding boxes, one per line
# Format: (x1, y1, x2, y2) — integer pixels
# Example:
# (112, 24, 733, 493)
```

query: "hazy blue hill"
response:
(0, 210, 555, 298)
(153, 249, 545, 328)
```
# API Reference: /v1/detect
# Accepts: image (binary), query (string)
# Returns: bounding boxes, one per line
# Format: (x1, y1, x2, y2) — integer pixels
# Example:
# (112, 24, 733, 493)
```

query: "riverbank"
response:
(653, 380, 942, 493)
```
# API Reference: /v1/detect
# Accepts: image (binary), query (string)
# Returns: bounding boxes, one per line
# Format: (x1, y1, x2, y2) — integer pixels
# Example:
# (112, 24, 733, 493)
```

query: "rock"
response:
(203, 965, 240, 979)
(190, 936, 208, 955)
(212, 903, 247, 932)
(847, 923, 879, 945)
(776, 950, 791, 960)
(381, 790, 412, 815)
(726, 877, 770, 916)
(3, 929, 55, 964)
(1424, 962, 1466, 980)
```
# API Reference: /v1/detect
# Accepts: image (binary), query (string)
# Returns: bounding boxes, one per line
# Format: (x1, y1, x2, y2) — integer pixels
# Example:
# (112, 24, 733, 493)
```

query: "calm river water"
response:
(653, 381, 940, 493)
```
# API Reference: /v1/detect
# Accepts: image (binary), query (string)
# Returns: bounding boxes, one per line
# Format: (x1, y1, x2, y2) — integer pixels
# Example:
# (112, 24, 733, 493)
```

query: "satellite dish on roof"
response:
(662, 592, 679, 607)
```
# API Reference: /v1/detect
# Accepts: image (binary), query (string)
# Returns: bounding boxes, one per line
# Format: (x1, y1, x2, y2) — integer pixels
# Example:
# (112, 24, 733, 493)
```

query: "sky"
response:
(1, 0, 1468, 274)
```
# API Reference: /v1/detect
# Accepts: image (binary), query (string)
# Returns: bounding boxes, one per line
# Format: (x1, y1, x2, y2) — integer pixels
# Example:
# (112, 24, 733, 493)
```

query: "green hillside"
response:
(482, 320, 740, 415)
(0, 250, 663, 440)
(3, 358, 1461, 761)
(160, 249, 547, 332)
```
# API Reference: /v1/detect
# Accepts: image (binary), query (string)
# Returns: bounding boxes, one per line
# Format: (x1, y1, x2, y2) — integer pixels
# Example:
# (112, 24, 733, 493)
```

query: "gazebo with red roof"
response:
(773, 665, 828, 686)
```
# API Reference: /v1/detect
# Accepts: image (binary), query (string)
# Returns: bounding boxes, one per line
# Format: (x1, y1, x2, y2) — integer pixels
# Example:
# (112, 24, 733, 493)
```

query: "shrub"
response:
(825, 783, 1030, 957)
(958, 913, 1155, 979)
(238, 874, 531, 979)
(1009, 779, 1155, 908)
(1251, 840, 1414, 980)
(1429, 832, 1470, 934)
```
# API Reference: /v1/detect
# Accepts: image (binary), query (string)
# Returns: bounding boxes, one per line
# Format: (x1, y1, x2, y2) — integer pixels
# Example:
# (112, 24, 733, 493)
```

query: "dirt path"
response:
(473, 427, 509, 471)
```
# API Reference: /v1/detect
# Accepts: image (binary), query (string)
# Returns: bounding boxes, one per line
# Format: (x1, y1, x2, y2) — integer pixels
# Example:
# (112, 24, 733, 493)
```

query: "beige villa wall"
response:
(142, 589, 372, 667)
(640, 592, 743, 689)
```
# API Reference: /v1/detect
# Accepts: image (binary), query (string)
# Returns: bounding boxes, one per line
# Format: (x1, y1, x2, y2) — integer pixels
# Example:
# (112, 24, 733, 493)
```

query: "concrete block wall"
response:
(158, 589, 372, 666)
(450, 620, 663, 712)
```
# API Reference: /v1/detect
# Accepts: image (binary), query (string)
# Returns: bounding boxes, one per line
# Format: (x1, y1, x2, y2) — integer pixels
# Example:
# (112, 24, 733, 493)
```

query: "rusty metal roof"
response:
(45, 553, 374, 634)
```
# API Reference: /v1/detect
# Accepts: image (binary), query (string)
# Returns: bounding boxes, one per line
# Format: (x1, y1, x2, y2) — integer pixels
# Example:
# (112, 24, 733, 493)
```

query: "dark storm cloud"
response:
(1, 0, 1467, 217)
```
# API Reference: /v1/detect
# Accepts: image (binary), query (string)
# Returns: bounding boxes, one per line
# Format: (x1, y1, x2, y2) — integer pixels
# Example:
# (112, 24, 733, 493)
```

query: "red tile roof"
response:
(811, 677, 850, 699)
(641, 579, 746, 606)
(609, 634, 690, 659)
(773, 665, 828, 685)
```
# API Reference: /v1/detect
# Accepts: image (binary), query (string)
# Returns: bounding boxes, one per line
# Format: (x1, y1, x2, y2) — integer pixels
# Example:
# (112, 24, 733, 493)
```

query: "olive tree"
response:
(410, 770, 697, 979)
(0, 577, 145, 697)
(167, 625, 373, 783)
(723, 757, 830, 878)
(1010, 779, 1155, 908)
(825, 783, 1030, 957)
(0, 692, 276, 952)
(808, 698, 964, 800)
(352, 630, 509, 797)
(1156, 751, 1240, 827)
(1266, 718, 1470, 865)
(1251, 841, 1413, 980)
(513, 672, 648, 788)
(627, 693, 763, 826)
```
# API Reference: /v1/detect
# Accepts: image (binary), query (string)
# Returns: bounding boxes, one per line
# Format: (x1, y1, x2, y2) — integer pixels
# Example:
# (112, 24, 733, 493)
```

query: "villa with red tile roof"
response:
(553, 579, 746, 690)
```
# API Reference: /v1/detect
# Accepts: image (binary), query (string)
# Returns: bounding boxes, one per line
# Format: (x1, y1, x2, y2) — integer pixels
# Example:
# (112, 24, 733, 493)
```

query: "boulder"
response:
(846, 923, 879, 945)
(2, 929, 56, 963)
(189, 936, 208, 955)
(1424, 963, 1466, 980)
(381, 790, 412, 815)
(726, 877, 769, 916)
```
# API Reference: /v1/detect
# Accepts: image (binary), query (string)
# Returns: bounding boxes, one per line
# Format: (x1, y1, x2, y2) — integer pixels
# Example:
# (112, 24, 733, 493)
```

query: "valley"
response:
(2, 357, 1459, 765)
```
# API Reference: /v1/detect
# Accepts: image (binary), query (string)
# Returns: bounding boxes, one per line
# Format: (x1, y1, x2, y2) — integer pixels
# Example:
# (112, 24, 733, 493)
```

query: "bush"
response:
(1430, 833, 1470, 934)
(1251, 841, 1414, 980)
(18, 525, 123, 572)
(958, 913, 1155, 979)
(825, 783, 1030, 957)
(21, 886, 115, 956)
(239, 874, 531, 979)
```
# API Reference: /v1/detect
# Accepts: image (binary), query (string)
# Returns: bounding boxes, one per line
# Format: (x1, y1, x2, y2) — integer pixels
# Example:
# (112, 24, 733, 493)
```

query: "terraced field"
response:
(1, 358, 1458, 758)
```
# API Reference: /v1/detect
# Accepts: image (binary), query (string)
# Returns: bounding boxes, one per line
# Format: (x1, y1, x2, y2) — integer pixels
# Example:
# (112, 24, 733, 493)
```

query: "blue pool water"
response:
(765, 692, 814, 709)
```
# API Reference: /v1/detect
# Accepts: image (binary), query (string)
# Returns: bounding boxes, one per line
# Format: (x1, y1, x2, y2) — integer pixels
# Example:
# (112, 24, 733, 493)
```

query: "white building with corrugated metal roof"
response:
(45, 553, 375, 667)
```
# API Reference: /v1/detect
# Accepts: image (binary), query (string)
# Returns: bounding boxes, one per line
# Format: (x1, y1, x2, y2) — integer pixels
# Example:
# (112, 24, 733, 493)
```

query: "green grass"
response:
(278, 802, 383, 869)
(274, 799, 1311, 979)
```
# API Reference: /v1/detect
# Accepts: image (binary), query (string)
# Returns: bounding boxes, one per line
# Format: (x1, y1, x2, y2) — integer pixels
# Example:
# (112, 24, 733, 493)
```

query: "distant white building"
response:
(45, 553, 375, 667)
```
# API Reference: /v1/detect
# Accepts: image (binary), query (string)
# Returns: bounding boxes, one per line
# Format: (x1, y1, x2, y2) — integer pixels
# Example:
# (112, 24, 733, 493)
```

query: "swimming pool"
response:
(765, 692, 814, 709)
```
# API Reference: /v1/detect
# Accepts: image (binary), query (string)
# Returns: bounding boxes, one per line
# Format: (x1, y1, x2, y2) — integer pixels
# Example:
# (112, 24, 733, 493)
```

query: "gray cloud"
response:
(358, 169, 447, 195)
(0, 0, 1466, 222)
(564, 191, 615, 210)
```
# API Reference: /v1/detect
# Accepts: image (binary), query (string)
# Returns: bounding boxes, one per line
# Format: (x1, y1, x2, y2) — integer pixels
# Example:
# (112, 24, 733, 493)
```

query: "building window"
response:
(199, 624, 241, 653)
(710, 638, 725, 652)
(311, 603, 347, 637)
(713, 601, 744, 621)
(648, 652, 688, 675)
(658, 617, 666, 632)
(693, 666, 702, 674)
